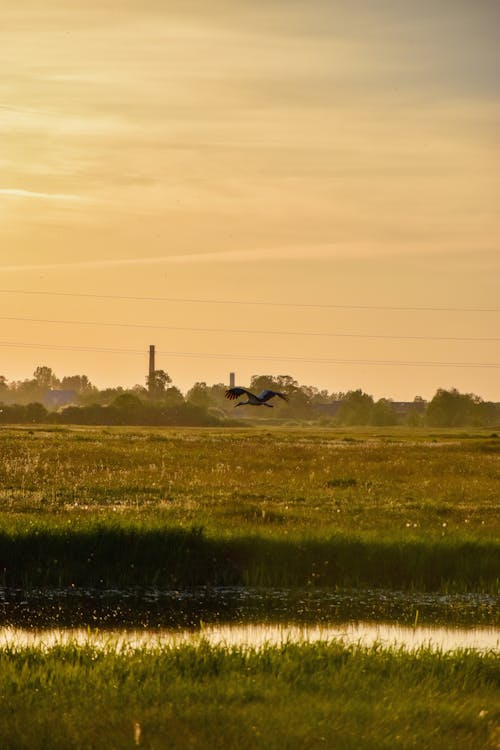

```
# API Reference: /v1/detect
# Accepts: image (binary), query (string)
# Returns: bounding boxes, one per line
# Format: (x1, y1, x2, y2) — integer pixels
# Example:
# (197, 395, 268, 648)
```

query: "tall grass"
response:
(0, 641, 498, 749)
(0, 426, 498, 590)
(1, 522, 498, 591)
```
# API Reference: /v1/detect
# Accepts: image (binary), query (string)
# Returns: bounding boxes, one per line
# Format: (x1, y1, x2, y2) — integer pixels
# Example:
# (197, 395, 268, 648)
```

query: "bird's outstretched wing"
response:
(225, 387, 253, 401)
(257, 389, 289, 403)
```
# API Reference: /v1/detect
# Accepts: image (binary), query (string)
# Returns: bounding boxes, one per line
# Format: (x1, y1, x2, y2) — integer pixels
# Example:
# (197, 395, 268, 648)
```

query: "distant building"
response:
(392, 400, 427, 416)
(313, 401, 344, 417)
(314, 400, 427, 420)
(43, 390, 77, 410)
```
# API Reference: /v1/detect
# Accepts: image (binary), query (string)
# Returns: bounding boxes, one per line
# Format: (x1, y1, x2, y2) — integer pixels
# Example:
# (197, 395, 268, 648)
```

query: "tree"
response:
(186, 382, 210, 409)
(163, 386, 185, 407)
(371, 398, 397, 426)
(250, 374, 299, 396)
(337, 390, 374, 425)
(146, 369, 172, 397)
(33, 366, 59, 390)
(79, 387, 124, 406)
(60, 374, 95, 393)
(113, 393, 143, 410)
(10, 378, 40, 404)
(25, 402, 48, 422)
(426, 388, 487, 427)
(0, 375, 8, 395)
(206, 383, 230, 410)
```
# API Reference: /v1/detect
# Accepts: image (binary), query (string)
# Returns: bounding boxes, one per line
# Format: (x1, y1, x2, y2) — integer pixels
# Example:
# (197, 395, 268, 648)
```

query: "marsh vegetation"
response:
(1, 640, 498, 749)
(0, 426, 498, 591)
(0, 426, 498, 748)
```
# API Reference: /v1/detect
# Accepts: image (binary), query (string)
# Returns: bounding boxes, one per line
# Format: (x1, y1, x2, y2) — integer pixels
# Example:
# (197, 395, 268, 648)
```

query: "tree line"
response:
(0, 367, 498, 427)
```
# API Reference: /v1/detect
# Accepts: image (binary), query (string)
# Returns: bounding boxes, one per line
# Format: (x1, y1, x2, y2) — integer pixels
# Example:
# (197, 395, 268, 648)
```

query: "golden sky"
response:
(1, 0, 499, 399)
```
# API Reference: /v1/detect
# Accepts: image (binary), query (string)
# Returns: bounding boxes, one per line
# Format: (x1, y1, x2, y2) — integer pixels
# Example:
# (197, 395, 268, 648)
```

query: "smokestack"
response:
(229, 372, 235, 388)
(149, 345, 155, 392)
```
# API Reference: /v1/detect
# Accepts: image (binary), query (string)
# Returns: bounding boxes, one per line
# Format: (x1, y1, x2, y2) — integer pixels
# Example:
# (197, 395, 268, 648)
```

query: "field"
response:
(1, 641, 499, 750)
(0, 425, 498, 591)
(0, 425, 499, 748)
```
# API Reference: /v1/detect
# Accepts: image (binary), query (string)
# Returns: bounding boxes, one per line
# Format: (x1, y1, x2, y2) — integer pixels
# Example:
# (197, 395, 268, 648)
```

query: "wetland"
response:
(0, 426, 498, 748)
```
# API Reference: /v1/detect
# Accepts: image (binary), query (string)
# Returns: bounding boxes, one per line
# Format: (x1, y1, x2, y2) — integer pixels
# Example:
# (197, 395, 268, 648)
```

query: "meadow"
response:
(1, 640, 499, 750)
(0, 425, 499, 748)
(0, 425, 499, 591)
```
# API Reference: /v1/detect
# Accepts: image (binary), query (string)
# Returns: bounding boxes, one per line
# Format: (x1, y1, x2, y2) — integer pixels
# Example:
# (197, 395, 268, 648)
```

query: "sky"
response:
(1, 0, 499, 400)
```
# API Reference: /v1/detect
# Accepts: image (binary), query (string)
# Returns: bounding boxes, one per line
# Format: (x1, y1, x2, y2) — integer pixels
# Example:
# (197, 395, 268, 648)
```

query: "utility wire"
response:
(1, 315, 499, 344)
(0, 288, 498, 314)
(0, 341, 498, 369)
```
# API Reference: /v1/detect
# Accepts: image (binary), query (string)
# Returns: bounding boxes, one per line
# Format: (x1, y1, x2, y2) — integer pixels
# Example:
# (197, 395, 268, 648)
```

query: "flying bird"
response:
(225, 387, 289, 408)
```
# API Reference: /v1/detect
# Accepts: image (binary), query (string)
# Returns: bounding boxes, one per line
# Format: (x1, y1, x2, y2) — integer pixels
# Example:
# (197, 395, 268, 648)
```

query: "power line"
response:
(0, 288, 498, 313)
(1, 315, 499, 344)
(0, 340, 498, 369)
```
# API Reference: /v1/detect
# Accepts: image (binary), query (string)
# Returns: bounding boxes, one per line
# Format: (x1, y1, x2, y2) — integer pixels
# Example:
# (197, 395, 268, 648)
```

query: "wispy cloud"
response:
(0, 249, 279, 273)
(0, 246, 341, 273)
(0, 188, 85, 202)
(0, 241, 461, 275)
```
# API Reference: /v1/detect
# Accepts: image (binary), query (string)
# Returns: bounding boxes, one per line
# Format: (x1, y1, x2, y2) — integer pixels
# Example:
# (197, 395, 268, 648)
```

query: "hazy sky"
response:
(1, 0, 499, 399)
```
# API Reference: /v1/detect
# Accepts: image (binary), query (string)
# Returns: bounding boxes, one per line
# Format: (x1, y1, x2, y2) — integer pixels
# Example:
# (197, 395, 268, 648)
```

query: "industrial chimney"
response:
(229, 372, 235, 388)
(148, 345, 155, 393)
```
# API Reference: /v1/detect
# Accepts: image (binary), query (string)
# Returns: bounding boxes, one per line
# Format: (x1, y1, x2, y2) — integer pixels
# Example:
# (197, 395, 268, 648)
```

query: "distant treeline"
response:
(0, 367, 498, 427)
(0, 400, 219, 427)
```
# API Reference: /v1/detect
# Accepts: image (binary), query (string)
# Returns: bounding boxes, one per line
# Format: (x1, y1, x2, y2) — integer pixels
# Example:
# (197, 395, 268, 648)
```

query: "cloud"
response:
(0, 240, 468, 275)
(0, 248, 295, 273)
(0, 245, 346, 274)
(0, 188, 85, 202)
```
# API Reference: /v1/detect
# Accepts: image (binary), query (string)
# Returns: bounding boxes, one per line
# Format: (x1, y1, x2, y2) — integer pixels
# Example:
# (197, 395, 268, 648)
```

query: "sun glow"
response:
(1, 1, 499, 398)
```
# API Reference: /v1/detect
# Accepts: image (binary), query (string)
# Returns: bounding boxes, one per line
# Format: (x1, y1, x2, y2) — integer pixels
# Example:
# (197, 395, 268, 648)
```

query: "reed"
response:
(0, 523, 498, 592)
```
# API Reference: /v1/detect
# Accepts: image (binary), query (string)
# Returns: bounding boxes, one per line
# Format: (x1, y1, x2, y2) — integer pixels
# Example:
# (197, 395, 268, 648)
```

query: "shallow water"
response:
(1, 586, 498, 652)
(1, 586, 497, 628)
(1, 621, 498, 652)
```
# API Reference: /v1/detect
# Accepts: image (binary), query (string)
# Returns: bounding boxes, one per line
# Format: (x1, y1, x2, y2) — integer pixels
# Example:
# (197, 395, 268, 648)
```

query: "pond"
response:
(0, 586, 498, 651)
(0, 586, 497, 628)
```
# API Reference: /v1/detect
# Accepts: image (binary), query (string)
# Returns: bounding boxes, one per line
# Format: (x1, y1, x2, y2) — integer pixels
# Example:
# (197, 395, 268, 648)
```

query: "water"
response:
(1, 586, 497, 652)
(1, 622, 498, 652)
(1, 586, 497, 628)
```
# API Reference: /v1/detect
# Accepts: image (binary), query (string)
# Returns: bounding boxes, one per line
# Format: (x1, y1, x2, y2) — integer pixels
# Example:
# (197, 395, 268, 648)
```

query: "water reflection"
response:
(0, 622, 498, 652)
(1, 586, 498, 629)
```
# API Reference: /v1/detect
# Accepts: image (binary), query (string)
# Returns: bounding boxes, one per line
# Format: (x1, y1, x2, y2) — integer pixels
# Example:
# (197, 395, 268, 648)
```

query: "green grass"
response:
(0, 641, 498, 749)
(1, 426, 498, 749)
(0, 425, 499, 590)
(1, 522, 498, 591)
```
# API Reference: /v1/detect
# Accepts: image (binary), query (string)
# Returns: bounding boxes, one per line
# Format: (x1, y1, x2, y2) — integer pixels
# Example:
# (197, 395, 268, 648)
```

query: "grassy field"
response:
(1, 425, 498, 749)
(0, 425, 499, 591)
(0, 640, 498, 750)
